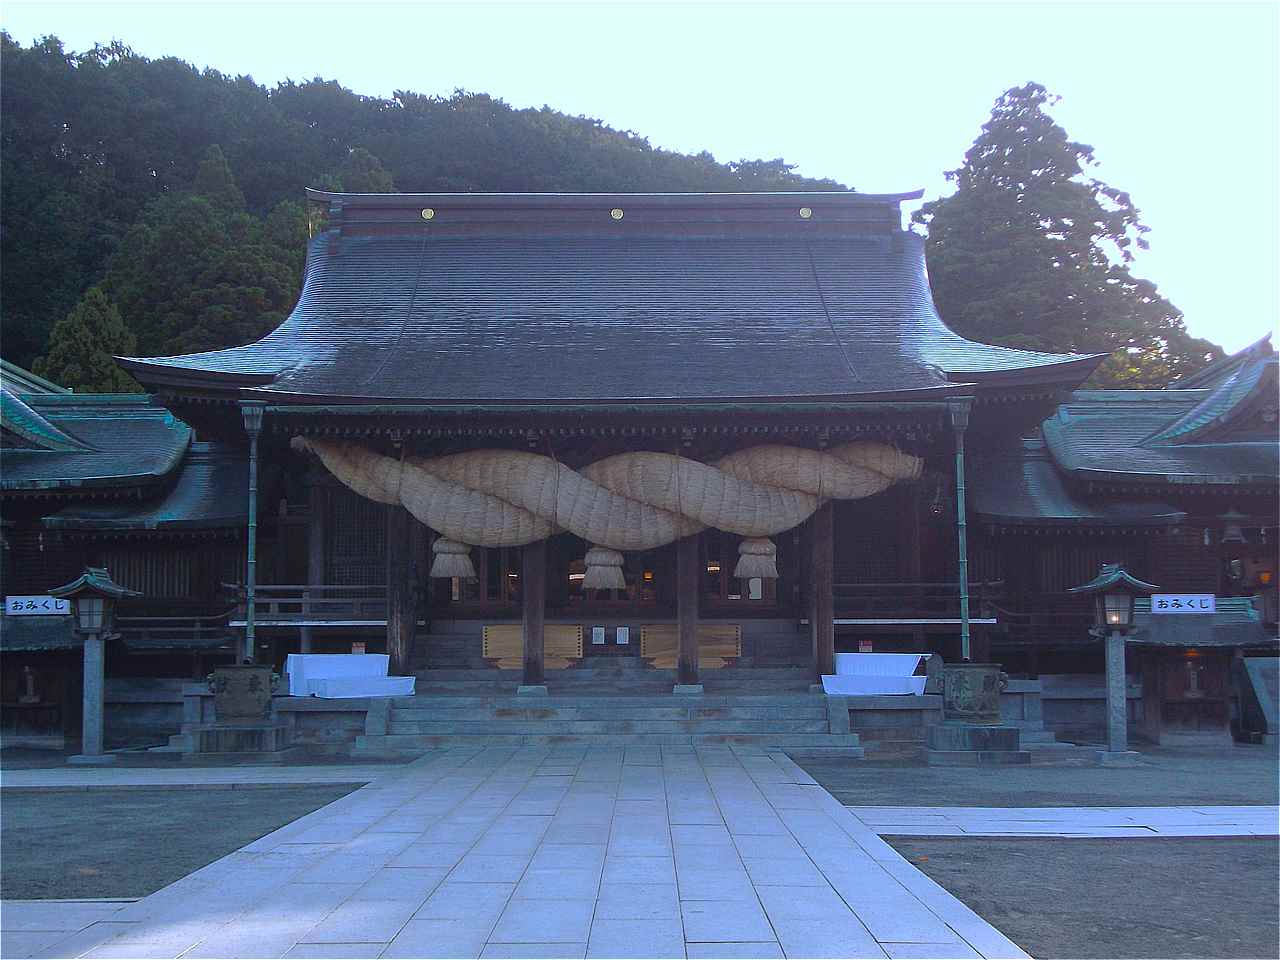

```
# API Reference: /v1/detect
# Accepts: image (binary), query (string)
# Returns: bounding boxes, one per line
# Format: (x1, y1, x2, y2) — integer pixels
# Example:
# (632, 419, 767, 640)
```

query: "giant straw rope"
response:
(293, 438, 921, 585)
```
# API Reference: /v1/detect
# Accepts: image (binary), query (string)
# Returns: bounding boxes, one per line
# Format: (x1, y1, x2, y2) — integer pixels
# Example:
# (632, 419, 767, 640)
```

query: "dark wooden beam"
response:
(811, 501, 835, 681)
(522, 539, 547, 686)
(677, 534, 700, 686)
(385, 505, 415, 676)
(302, 479, 327, 654)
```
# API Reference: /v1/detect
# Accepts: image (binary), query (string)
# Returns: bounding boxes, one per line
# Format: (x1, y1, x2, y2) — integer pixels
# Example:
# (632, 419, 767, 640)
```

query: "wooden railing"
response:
(224, 584, 393, 626)
(832, 580, 1005, 619)
(116, 611, 237, 650)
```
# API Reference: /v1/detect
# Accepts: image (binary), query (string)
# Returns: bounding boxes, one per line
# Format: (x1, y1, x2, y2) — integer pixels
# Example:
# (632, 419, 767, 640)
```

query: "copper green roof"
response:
(49, 566, 143, 601)
(118, 191, 1102, 405)
(1, 388, 92, 451)
(0, 359, 70, 396)
(1067, 562, 1160, 596)
(0, 615, 79, 652)
(1131, 596, 1276, 648)
(970, 440, 1185, 528)
(1, 394, 190, 492)
(1042, 337, 1279, 489)
(43, 443, 247, 530)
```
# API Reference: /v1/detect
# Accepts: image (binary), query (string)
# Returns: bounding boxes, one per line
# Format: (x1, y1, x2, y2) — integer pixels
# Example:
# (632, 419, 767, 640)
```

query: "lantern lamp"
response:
(49, 566, 141, 640)
(1068, 563, 1159, 636)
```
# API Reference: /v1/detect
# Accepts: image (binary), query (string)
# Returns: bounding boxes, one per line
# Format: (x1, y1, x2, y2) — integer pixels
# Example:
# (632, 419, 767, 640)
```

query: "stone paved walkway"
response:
(0, 746, 1027, 960)
(847, 804, 1280, 838)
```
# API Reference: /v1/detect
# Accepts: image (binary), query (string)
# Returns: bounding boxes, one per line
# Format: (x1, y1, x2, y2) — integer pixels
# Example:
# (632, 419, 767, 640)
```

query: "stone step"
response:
(389, 701, 829, 716)
(354, 731, 862, 755)
(386, 719, 832, 735)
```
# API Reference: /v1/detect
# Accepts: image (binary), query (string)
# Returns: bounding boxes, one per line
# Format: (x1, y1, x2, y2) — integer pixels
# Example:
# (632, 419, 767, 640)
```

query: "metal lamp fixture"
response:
(49, 566, 141, 640)
(1068, 562, 1159, 635)
(1219, 509, 1248, 545)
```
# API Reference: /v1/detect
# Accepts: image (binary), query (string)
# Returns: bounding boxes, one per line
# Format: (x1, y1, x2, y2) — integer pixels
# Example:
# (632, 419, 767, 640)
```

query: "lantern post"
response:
(50, 567, 141, 765)
(1069, 563, 1159, 759)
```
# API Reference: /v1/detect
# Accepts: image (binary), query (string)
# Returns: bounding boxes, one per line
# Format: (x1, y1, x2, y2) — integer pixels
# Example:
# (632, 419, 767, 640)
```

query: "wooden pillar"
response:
(385, 505, 415, 676)
(521, 539, 547, 688)
(811, 501, 835, 681)
(676, 534, 700, 687)
(302, 479, 327, 654)
(1138, 648, 1162, 745)
(902, 485, 925, 651)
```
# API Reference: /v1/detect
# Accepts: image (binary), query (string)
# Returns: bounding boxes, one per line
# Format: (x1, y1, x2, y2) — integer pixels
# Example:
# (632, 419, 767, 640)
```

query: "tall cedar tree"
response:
(34, 287, 140, 392)
(914, 83, 1221, 387)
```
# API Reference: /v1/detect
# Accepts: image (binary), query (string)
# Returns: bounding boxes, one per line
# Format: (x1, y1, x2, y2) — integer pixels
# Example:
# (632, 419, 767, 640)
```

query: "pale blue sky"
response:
(3, 0, 1277, 353)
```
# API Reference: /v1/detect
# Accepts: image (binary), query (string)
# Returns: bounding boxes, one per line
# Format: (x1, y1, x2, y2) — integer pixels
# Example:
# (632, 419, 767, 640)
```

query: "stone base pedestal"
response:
(516, 685, 549, 697)
(1096, 749, 1142, 767)
(673, 684, 705, 696)
(190, 721, 293, 760)
(926, 722, 1030, 766)
(67, 753, 117, 766)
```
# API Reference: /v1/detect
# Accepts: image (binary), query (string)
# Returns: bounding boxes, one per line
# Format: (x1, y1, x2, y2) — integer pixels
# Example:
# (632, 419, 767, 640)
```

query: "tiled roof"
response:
(42, 443, 246, 530)
(1131, 597, 1276, 648)
(118, 192, 1100, 404)
(0, 394, 190, 492)
(970, 440, 1185, 527)
(1043, 390, 1279, 487)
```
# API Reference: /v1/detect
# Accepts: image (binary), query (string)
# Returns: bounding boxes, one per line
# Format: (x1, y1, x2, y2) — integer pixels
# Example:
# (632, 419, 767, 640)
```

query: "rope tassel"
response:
(582, 545, 626, 590)
(734, 537, 779, 580)
(429, 538, 476, 579)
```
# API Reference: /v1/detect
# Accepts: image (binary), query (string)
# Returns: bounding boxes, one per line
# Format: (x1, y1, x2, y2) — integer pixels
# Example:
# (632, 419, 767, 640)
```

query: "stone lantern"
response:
(49, 567, 141, 765)
(1069, 563, 1159, 759)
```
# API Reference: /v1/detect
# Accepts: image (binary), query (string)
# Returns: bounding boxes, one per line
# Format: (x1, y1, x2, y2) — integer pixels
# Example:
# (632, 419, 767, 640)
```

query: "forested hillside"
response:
(1, 35, 843, 385)
(2, 37, 1219, 392)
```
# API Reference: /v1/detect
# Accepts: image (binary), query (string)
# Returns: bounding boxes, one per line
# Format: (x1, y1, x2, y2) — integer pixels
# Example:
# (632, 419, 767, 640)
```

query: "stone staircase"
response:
(354, 658, 862, 759)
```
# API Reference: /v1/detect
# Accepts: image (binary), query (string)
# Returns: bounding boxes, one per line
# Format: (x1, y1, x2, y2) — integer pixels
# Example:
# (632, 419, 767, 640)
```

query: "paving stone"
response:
(675, 867, 758, 901)
(482, 941, 588, 958)
(732, 834, 809, 861)
(383, 918, 492, 959)
(671, 824, 734, 845)
(770, 916, 887, 959)
(603, 856, 678, 886)
(448, 853, 533, 883)
(514, 867, 603, 900)
(587, 918, 687, 959)
(388, 841, 473, 868)
(489, 898, 596, 943)
(882, 942, 982, 959)
(680, 899, 775, 942)
(685, 943, 784, 959)
(350, 866, 450, 902)
(740, 857, 830, 887)
(283, 943, 389, 958)
(413, 882, 516, 922)
(755, 883, 854, 921)
(25, 923, 139, 960)
(299, 899, 419, 943)
(594, 882, 681, 920)
(0, 930, 69, 960)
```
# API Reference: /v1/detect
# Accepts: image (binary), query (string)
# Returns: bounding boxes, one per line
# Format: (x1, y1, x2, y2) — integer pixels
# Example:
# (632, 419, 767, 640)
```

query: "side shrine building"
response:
(4, 190, 1277, 750)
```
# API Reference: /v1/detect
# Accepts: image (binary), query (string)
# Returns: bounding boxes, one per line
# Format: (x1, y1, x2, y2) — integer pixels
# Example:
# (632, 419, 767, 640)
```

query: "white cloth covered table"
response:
(285, 653, 415, 699)
(823, 652, 928, 696)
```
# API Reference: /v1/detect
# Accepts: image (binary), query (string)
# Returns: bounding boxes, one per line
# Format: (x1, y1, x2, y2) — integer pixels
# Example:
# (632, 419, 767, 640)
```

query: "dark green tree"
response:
(192, 144, 246, 210)
(33, 287, 140, 392)
(914, 83, 1221, 387)
(339, 147, 395, 193)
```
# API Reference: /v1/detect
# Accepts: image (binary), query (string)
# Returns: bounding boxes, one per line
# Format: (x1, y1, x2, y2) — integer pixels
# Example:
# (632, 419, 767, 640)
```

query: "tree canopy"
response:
(913, 83, 1221, 387)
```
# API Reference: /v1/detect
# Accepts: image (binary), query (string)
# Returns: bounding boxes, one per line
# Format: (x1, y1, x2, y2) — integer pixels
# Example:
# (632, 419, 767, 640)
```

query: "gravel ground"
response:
(0, 785, 357, 899)
(890, 836, 1280, 960)
(800, 742, 1279, 807)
